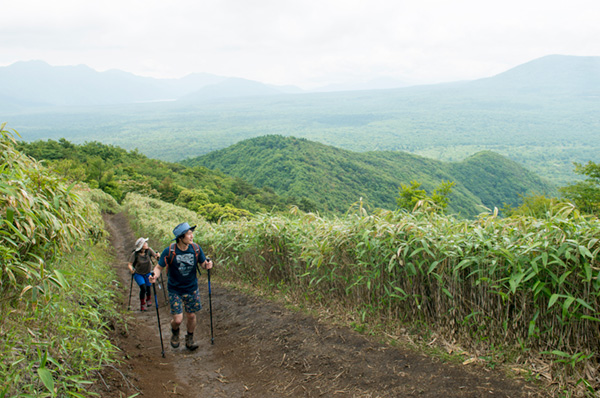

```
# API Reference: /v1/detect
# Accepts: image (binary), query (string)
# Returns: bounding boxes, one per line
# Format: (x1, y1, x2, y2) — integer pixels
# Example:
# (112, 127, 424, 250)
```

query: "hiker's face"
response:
(182, 230, 193, 244)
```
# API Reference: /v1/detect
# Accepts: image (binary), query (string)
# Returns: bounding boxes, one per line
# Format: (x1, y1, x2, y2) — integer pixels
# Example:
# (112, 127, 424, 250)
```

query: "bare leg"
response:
(171, 313, 183, 330)
(185, 312, 196, 333)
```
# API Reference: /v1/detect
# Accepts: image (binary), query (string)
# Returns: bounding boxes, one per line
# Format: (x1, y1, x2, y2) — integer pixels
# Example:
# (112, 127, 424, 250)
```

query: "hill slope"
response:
(186, 135, 557, 217)
(463, 54, 600, 96)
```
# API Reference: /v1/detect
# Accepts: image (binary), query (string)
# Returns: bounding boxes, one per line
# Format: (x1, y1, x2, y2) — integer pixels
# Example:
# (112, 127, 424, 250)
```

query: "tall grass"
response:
(123, 192, 210, 249)
(208, 206, 599, 336)
(210, 206, 600, 394)
(1, 125, 122, 396)
(124, 190, 600, 396)
(1, 125, 105, 299)
(0, 246, 122, 397)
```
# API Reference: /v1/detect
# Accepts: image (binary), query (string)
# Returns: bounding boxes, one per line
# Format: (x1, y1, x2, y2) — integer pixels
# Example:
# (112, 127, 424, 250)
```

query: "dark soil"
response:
(92, 212, 548, 398)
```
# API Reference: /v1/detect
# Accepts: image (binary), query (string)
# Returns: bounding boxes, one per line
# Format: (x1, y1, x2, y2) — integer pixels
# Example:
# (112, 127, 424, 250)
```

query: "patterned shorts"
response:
(169, 289, 202, 315)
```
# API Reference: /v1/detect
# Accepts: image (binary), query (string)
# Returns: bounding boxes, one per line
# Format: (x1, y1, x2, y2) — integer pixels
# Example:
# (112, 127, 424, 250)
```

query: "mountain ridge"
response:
(462, 54, 600, 96)
(2, 54, 598, 110)
(0, 60, 301, 110)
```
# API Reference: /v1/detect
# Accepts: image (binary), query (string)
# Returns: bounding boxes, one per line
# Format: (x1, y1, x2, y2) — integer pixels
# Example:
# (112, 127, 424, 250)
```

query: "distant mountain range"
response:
(2, 55, 599, 112)
(0, 60, 302, 110)
(464, 55, 600, 96)
(185, 135, 557, 217)
(3, 54, 598, 190)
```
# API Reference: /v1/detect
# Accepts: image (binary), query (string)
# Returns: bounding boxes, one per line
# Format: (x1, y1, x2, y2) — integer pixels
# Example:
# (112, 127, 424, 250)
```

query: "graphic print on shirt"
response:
(176, 253, 195, 276)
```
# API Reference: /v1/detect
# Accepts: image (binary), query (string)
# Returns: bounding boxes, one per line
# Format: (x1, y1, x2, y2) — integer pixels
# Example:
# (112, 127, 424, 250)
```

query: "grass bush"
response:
(1, 125, 122, 397)
(122, 192, 210, 250)
(0, 246, 121, 397)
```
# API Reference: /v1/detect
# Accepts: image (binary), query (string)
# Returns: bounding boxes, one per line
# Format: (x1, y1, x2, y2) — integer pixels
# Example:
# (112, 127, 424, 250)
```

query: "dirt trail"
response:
(92, 212, 546, 398)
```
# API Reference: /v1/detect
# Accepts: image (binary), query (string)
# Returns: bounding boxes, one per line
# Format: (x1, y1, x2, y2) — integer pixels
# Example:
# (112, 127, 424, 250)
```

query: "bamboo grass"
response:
(1, 126, 121, 396)
(124, 195, 600, 395)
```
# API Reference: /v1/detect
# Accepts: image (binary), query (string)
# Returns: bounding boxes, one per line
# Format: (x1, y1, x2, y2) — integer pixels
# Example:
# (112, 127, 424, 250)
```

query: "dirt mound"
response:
(91, 212, 546, 397)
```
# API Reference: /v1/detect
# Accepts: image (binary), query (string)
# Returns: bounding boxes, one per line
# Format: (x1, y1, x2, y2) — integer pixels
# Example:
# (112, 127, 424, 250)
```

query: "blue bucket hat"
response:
(172, 222, 196, 241)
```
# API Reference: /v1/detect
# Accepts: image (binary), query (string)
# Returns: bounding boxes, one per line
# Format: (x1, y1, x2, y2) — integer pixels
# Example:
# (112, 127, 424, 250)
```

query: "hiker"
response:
(128, 237, 160, 311)
(149, 222, 213, 351)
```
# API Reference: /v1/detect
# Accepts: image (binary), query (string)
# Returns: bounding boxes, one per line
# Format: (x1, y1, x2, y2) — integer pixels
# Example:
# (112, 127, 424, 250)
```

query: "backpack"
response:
(164, 242, 202, 268)
(130, 248, 142, 269)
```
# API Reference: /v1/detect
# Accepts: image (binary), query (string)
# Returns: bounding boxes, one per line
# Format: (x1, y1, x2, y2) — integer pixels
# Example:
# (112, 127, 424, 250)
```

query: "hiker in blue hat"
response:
(149, 222, 213, 351)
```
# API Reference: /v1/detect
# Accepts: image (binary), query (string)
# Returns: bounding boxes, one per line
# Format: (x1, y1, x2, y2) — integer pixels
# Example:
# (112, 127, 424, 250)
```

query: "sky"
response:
(1, 0, 599, 89)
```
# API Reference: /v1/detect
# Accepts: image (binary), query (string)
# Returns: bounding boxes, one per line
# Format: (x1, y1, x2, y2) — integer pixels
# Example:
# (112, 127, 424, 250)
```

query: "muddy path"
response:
(92, 212, 546, 397)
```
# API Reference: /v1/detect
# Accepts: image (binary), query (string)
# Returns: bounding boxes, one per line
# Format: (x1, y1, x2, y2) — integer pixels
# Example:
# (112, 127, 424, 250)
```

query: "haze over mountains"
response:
(464, 55, 600, 96)
(2, 55, 598, 110)
(0, 60, 294, 109)
(2, 54, 599, 189)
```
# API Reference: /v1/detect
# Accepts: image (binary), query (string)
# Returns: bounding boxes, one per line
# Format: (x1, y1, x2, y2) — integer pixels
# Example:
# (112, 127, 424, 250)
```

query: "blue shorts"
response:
(169, 289, 202, 315)
(133, 273, 151, 287)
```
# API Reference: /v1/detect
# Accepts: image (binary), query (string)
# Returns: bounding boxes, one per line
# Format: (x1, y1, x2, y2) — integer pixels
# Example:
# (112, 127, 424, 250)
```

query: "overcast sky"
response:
(1, 0, 598, 89)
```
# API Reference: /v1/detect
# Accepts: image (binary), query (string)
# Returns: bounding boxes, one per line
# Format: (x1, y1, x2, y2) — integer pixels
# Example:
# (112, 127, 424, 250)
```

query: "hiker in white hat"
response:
(150, 222, 213, 351)
(127, 237, 159, 311)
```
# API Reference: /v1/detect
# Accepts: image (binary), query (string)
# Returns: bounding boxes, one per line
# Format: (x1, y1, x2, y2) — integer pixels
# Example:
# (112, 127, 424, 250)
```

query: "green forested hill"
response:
(448, 151, 558, 211)
(185, 135, 557, 217)
(16, 138, 297, 220)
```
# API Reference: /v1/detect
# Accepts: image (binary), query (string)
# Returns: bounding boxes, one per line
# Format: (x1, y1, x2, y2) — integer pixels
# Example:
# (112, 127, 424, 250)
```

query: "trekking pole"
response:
(196, 258, 214, 345)
(127, 273, 133, 310)
(207, 267, 214, 345)
(151, 272, 165, 357)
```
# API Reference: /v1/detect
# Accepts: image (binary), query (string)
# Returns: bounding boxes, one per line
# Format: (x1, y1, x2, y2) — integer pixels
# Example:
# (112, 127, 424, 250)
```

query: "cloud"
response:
(1, 0, 599, 88)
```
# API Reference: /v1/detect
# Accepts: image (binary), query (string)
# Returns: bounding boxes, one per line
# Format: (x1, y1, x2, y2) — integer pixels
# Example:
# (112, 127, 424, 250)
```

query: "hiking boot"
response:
(146, 295, 152, 307)
(170, 328, 180, 348)
(140, 299, 147, 311)
(185, 333, 198, 351)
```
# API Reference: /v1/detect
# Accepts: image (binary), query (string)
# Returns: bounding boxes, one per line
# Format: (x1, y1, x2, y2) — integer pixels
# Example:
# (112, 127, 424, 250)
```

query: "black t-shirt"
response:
(158, 244, 206, 294)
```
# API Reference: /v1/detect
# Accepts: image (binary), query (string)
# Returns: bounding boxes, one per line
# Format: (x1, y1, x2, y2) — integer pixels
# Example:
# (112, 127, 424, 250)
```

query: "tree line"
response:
(17, 136, 600, 220)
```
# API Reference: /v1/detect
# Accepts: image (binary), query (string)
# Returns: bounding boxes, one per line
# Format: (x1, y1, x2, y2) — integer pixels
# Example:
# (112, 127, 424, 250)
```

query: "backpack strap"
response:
(131, 250, 139, 270)
(165, 243, 177, 267)
(191, 243, 201, 264)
